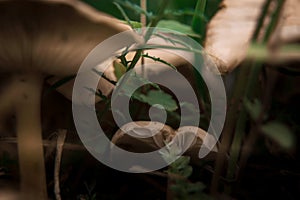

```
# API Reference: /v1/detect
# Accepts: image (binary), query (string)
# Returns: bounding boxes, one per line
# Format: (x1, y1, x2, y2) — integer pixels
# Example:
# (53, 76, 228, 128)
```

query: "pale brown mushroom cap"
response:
(0, 2, 131, 197)
(0, 0, 130, 76)
(111, 121, 217, 163)
(205, 0, 300, 73)
(0, 0, 133, 101)
(205, 0, 265, 73)
(273, 0, 300, 44)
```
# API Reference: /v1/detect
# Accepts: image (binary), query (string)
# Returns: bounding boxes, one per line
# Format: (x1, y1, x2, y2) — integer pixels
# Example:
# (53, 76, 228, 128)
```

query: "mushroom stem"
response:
(13, 73, 47, 199)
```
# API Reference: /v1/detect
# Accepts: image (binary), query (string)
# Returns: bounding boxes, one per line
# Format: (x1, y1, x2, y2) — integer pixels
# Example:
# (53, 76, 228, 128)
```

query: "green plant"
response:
(160, 143, 212, 200)
(49, 0, 300, 199)
(53, 0, 216, 129)
(210, 0, 297, 196)
(91, 0, 212, 129)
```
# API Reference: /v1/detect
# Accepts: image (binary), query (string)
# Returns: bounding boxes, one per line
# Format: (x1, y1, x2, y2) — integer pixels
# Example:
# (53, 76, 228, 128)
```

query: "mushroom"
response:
(205, 0, 300, 73)
(0, 0, 130, 199)
(205, 0, 265, 73)
(110, 121, 217, 170)
(270, 0, 300, 44)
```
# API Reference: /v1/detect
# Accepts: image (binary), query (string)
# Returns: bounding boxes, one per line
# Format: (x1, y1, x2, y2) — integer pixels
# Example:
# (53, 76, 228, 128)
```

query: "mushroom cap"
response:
(5, 1, 194, 102)
(205, 0, 300, 73)
(0, 0, 130, 76)
(110, 121, 217, 164)
(205, 0, 265, 73)
(273, 0, 300, 44)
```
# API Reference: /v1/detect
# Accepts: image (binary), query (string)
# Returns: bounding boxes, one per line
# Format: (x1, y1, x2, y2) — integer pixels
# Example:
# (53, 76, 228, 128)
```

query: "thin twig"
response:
(0, 137, 84, 151)
(140, 0, 147, 78)
(140, 0, 147, 26)
(210, 63, 251, 195)
(54, 130, 67, 200)
(238, 69, 279, 179)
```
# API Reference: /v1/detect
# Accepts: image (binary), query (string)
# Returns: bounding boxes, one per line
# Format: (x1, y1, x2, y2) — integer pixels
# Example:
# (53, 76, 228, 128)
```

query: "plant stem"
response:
(99, 0, 171, 123)
(224, 61, 262, 193)
(225, 0, 272, 186)
(252, 0, 273, 42)
(140, 0, 147, 78)
(192, 0, 207, 44)
(140, 0, 147, 26)
(144, 0, 170, 41)
(210, 64, 251, 195)
(191, 0, 208, 117)
(54, 130, 67, 200)
(127, 0, 170, 72)
(263, 0, 285, 42)
(224, 0, 286, 194)
(237, 0, 286, 177)
(238, 69, 278, 177)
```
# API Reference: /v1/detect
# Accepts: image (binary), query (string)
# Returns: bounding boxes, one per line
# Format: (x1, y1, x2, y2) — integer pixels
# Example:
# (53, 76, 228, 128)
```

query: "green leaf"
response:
(153, 33, 193, 49)
(127, 20, 142, 29)
(119, 73, 159, 96)
(113, 4, 143, 29)
(157, 20, 201, 38)
(113, 2, 134, 29)
(114, 0, 152, 19)
(261, 121, 295, 149)
(172, 156, 190, 170)
(244, 98, 262, 120)
(139, 90, 178, 112)
(113, 61, 126, 80)
(164, 9, 207, 22)
(192, 0, 207, 42)
(181, 166, 193, 178)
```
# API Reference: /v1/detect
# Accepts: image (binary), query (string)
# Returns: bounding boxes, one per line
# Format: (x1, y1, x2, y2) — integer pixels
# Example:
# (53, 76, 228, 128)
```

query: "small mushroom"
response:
(0, 0, 129, 199)
(110, 121, 217, 169)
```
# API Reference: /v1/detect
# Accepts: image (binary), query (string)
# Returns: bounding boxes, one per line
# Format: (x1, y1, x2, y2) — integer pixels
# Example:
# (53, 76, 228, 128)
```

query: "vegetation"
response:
(0, 0, 299, 199)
